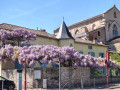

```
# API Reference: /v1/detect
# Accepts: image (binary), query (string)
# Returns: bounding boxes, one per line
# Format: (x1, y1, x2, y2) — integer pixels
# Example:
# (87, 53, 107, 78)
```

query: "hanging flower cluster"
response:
(0, 44, 119, 69)
(0, 29, 36, 46)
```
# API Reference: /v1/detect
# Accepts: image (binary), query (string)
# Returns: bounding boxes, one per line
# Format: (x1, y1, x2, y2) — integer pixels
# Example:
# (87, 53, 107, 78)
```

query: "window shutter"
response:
(88, 52, 91, 55)
(99, 53, 101, 57)
(102, 53, 104, 58)
(93, 52, 95, 57)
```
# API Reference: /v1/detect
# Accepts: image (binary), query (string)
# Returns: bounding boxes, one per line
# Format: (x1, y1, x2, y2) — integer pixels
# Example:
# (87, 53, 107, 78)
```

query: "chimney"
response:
(40, 29, 46, 32)
(37, 27, 38, 30)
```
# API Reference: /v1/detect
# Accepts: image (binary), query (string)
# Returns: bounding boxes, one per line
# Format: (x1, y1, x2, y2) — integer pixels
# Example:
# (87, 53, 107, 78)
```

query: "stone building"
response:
(54, 5, 120, 52)
(0, 20, 107, 75)
(0, 21, 108, 88)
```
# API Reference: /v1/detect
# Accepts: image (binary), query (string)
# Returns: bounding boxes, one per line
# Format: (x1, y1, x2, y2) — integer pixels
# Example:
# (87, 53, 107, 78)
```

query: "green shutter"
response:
(81, 51, 83, 54)
(93, 52, 95, 57)
(99, 52, 104, 58)
(79, 51, 83, 54)
(103, 53, 104, 58)
(99, 53, 101, 57)
(88, 45, 92, 49)
(88, 52, 91, 55)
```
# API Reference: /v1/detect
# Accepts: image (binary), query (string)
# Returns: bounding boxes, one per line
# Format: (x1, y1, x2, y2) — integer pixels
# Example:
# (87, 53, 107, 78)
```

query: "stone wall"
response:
(89, 27, 106, 43)
(90, 76, 120, 86)
(104, 6, 120, 42)
(1, 68, 34, 89)
(1, 67, 90, 89)
(33, 67, 90, 88)
(2, 67, 120, 89)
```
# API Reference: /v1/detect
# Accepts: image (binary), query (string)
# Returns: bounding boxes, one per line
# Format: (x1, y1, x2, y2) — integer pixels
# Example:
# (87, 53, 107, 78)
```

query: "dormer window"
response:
(114, 12, 117, 18)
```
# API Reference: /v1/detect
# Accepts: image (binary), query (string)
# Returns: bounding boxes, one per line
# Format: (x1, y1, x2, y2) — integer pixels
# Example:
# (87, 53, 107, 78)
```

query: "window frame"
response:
(113, 24, 118, 36)
(98, 31, 100, 36)
(99, 52, 104, 58)
(88, 45, 92, 49)
(114, 12, 117, 18)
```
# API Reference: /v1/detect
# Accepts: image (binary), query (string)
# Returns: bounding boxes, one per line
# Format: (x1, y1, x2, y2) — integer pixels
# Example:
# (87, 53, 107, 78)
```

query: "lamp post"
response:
(17, 69, 22, 90)
(59, 60, 61, 90)
(106, 51, 109, 87)
(24, 58, 27, 90)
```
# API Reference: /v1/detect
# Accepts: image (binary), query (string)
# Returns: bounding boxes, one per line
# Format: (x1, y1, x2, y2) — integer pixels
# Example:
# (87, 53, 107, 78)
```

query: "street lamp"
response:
(59, 60, 61, 90)
(106, 51, 109, 87)
(24, 58, 27, 90)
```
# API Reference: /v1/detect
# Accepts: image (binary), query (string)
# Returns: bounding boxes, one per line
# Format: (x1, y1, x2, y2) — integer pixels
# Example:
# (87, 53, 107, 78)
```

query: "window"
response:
(108, 23, 111, 28)
(21, 43, 33, 47)
(99, 52, 104, 58)
(98, 31, 100, 36)
(88, 52, 95, 57)
(79, 51, 83, 54)
(9, 43, 17, 46)
(114, 12, 117, 18)
(113, 24, 118, 36)
(75, 30, 79, 34)
(88, 45, 92, 49)
(70, 43, 73, 47)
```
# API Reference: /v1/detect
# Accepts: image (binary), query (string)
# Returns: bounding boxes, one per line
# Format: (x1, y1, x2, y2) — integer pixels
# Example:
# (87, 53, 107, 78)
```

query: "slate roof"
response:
(56, 20, 74, 39)
(0, 23, 56, 39)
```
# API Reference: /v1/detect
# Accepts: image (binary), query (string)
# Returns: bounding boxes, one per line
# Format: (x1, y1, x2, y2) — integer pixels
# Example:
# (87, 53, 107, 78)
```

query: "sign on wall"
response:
(34, 70, 41, 79)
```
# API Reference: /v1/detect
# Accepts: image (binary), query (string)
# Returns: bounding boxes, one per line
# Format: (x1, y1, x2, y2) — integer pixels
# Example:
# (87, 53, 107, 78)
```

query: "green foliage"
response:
(90, 68, 101, 76)
(109, 53, 120, 62)
(111, 68, 119, 76)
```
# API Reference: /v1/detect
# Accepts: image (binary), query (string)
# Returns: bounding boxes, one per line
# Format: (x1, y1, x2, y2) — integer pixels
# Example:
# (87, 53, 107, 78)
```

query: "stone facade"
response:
(2, 67, 120, 89)
(0, 33, 107, 76)
(69, 15, 104, 36)
(1, 67, 90, 89)
(88, 27, 106, 43)
(54, 5, 120, 52)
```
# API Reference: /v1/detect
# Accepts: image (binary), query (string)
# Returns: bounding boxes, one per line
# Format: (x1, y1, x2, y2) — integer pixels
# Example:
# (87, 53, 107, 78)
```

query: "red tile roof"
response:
(0, 23, 107, 46)
(75, 38, 107, 47)
(0, 23, 56, 39)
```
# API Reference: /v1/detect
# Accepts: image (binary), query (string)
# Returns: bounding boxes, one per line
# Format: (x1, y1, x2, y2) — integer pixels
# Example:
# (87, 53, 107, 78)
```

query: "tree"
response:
(109, 52, 120, 62)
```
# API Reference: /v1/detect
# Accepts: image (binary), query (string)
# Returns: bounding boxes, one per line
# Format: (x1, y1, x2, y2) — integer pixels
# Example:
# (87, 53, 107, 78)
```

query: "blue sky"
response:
(0, 0, 120, 34)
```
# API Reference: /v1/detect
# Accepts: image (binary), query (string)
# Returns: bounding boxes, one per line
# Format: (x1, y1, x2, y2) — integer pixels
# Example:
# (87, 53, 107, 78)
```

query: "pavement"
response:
(27, 83, 120, 90)
(83, 83, 120, 90)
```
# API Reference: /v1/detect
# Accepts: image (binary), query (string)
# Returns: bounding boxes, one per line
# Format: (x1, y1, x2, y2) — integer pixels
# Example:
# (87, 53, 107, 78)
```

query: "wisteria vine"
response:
(0, 29, 36, 46)
(0, 44, 119, 69)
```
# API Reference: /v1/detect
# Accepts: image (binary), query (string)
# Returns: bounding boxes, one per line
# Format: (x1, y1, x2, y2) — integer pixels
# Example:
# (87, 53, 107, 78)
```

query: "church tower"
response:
(56, 20, 74, 47)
